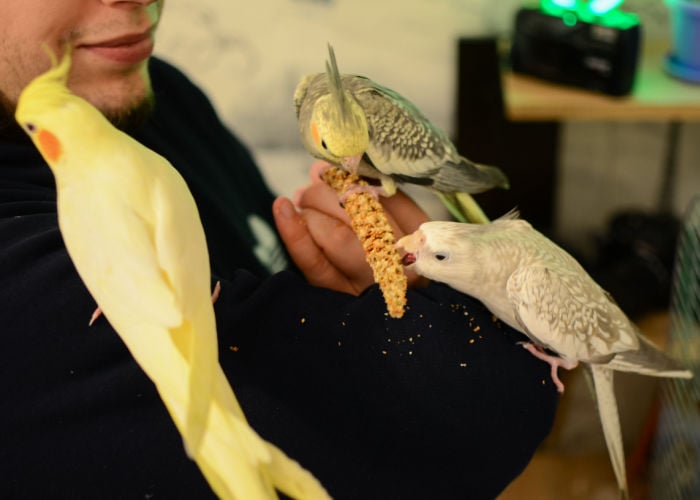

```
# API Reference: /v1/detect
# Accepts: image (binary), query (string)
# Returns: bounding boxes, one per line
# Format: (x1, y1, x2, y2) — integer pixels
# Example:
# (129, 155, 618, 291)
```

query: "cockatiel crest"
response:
(295, 44, 368, 172)
(16, 46, 78, 166)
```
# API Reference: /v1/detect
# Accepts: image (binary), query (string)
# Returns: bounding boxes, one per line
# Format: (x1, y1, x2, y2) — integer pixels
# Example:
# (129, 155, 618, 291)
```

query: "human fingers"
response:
(272, 197, 357, 294)
(295, 180, 350, 223)
(298, 207, 375, 293)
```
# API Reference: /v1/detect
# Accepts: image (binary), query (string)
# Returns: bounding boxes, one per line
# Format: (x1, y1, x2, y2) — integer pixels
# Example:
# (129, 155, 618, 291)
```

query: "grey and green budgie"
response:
(396, 213, 693, 500)
(293, 44, 509, 223)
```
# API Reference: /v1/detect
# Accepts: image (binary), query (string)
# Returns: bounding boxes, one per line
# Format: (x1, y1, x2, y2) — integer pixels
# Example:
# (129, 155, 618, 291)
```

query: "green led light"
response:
(540, 0, 570, 17)
(589, 0, 624, 16)
(539, 0, 639, 30)
(563, 12, 578, 26)
(551, 0, 576, 8)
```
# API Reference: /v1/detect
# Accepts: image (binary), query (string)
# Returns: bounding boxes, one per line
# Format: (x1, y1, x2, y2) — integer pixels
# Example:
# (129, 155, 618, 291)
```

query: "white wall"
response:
(155, 0, 522, 148)
(155, 0, 699, 250)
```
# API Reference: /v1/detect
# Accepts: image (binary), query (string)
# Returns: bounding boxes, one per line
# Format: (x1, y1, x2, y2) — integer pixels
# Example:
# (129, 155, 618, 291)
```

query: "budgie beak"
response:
(340, 153, 363, 175)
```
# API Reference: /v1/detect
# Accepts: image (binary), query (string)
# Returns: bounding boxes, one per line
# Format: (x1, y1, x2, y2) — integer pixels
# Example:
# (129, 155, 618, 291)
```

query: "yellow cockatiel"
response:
(293, 44, 508, 223)
(15, 47, 329, 500)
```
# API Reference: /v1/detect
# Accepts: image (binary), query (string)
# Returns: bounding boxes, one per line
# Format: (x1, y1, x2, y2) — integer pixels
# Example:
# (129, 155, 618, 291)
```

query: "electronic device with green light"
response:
(510, 0, 641, 95)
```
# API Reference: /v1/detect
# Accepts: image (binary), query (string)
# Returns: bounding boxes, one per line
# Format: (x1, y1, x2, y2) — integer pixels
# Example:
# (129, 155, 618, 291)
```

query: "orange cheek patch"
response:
(37, 129, 62, 163)
(310, 122, 321, 147)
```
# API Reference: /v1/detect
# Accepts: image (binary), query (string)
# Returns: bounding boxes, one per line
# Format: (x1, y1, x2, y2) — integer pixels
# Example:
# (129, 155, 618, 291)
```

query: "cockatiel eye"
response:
(25, 123, 36, 133)
(321, 139, 329, 151)
(434, 253, 448, 261)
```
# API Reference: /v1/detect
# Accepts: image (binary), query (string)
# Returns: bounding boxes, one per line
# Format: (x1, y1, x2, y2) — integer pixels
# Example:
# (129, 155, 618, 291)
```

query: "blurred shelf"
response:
(456, 37, 699, 231)
(503, 41, 700, 121)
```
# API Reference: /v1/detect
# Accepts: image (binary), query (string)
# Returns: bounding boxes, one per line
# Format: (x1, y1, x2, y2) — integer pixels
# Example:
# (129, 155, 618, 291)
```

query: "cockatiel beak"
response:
(340, 153, 363, 175)
(401, 252, 416, 266)
(396, 229, 425, 266)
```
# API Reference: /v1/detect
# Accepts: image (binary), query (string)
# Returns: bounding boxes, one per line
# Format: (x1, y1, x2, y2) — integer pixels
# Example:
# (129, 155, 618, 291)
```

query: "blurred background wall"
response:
(154, 0, 698, 256)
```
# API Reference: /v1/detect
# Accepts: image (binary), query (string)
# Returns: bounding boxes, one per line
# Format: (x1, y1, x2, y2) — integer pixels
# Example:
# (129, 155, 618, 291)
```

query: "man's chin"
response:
(103, 92, 155, 132)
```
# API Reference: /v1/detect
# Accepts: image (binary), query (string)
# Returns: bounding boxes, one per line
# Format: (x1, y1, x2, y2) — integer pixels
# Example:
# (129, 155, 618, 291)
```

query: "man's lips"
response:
(77, 30, 154, 65)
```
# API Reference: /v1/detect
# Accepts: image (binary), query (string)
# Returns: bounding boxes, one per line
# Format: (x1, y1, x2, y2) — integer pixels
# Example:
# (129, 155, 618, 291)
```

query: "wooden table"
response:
(502, 42, 700, 122)
(455, 38, 700, 229)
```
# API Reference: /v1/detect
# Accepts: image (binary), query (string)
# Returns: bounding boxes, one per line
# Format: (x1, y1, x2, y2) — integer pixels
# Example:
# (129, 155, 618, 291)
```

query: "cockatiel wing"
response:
(293, 73, 317, 118)
(505, 265, 640, 364)
(59, 137, 217, 455)
(59, 146, 184, 330)
(347, 76, 446, 182)
(346, 75, 507, 197)
(148, 154, 213, 321)
(147, 154, 219, 456)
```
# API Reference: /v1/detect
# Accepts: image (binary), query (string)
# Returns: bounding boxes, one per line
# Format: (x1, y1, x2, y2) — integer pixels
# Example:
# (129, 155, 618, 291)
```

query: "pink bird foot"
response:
(211, 281, 221, 304)
(89, 306, 102, 326)
(519, 342, 578, 393)
(338, 183, 385, 205)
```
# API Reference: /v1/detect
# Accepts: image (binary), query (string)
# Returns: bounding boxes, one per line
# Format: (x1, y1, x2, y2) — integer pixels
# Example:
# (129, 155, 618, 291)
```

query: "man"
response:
(0, 1, 558, 498)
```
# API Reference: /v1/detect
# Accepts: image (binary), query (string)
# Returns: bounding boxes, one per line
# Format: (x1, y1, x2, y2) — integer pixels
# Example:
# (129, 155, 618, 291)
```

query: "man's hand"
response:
(273, 163, 430, 295)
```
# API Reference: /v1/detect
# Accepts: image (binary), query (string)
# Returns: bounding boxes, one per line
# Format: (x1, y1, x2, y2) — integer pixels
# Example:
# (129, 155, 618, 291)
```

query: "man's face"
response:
(0, 0, 163, 121)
